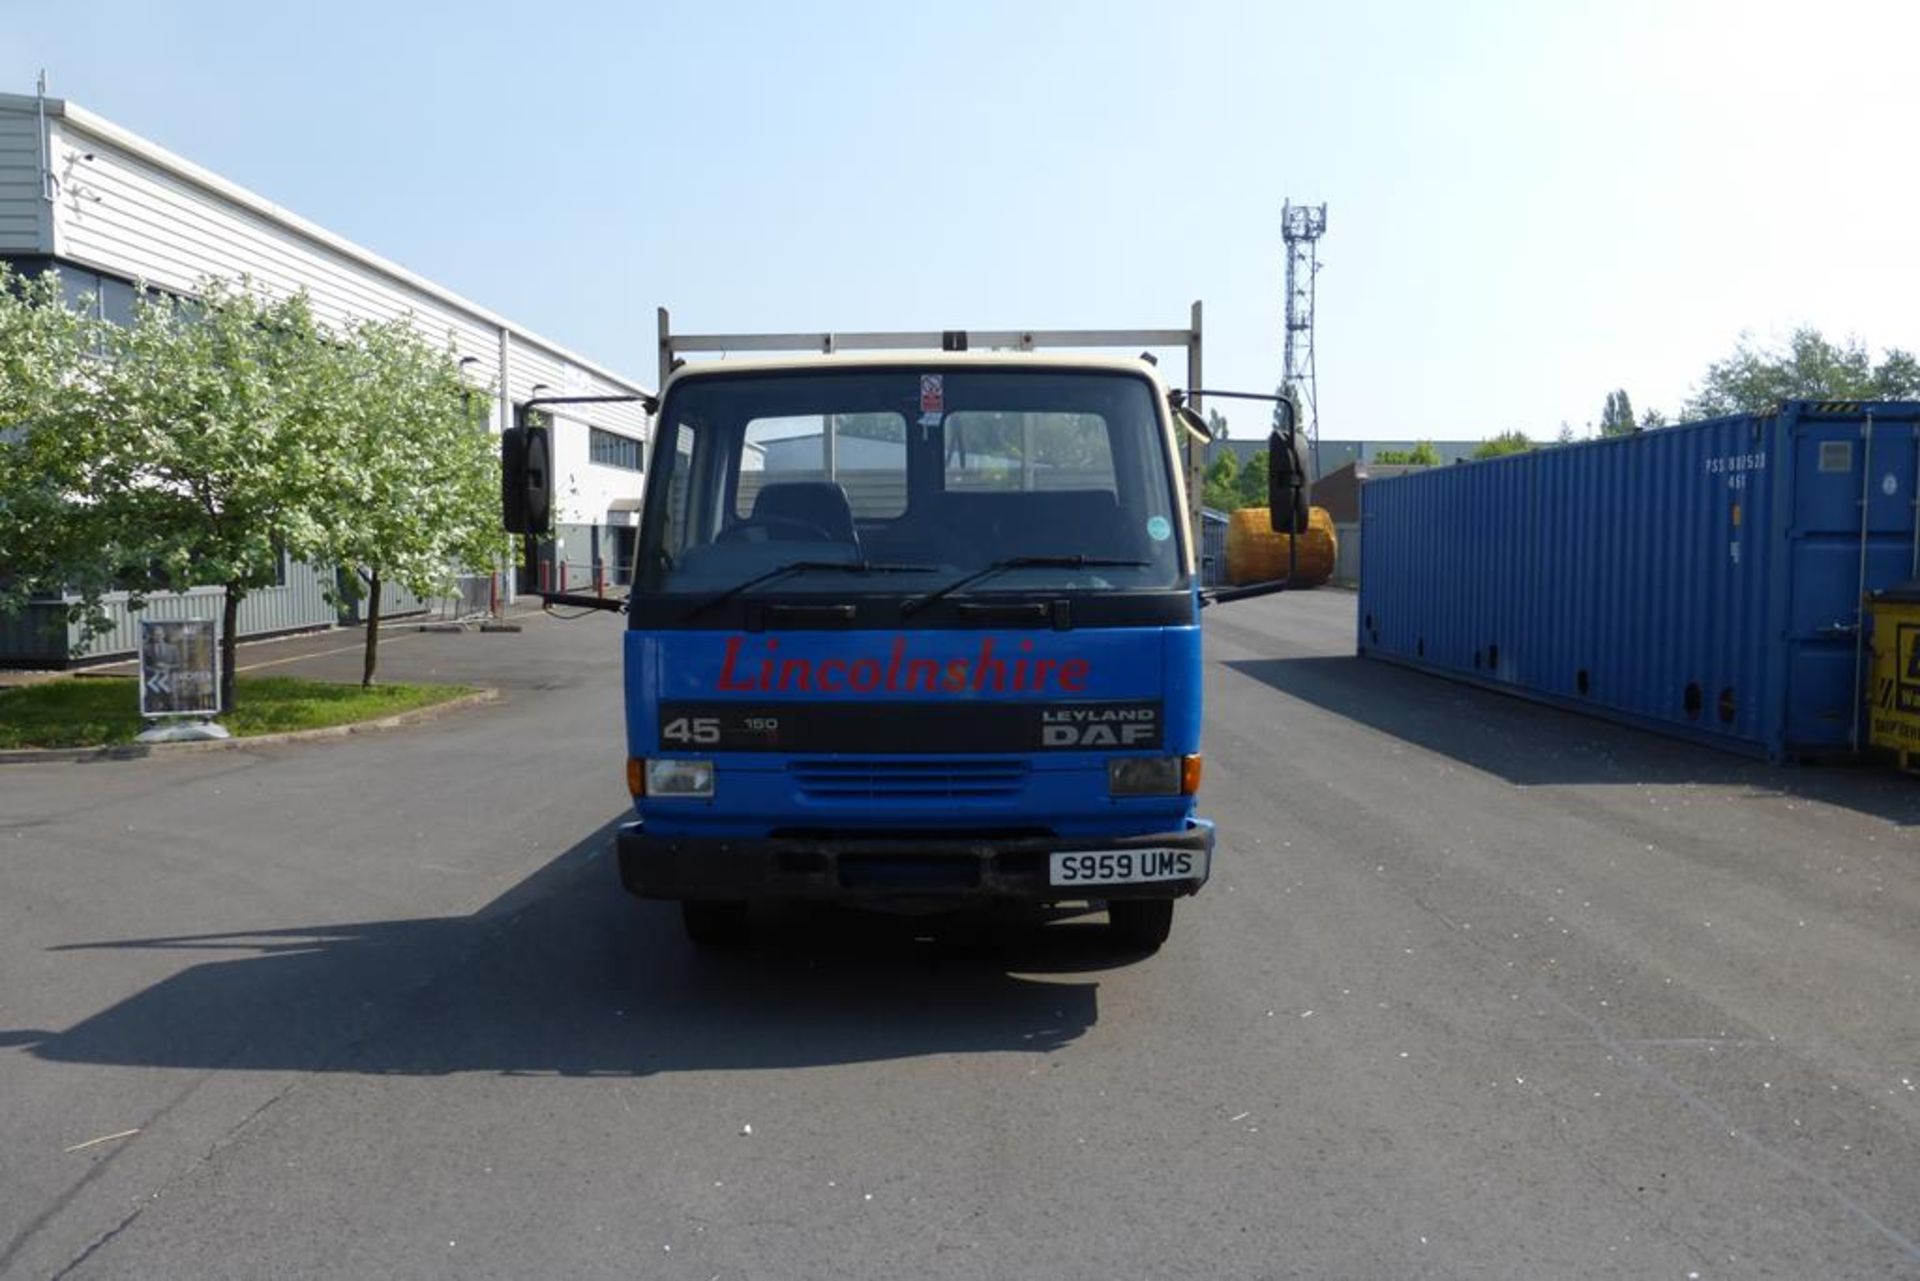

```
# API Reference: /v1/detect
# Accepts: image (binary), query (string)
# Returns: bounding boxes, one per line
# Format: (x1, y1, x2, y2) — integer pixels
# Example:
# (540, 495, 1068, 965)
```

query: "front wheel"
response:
(681, 900, 750, 948)
(1107, 898, 1174, 950)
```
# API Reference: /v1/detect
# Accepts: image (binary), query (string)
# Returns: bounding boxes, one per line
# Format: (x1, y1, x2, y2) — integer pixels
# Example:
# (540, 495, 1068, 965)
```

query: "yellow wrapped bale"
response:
(1224, 506, 1337, 587)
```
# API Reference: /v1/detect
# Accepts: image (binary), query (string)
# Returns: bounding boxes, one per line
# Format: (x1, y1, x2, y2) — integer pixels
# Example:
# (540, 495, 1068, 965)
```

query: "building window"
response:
(735, 413, 908, 520)
(590, 427, 642, 471)
(43, 262, 150, 327)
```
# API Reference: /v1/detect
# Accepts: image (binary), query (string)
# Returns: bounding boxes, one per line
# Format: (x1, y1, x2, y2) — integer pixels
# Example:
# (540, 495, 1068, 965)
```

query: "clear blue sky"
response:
(7, 0, 1916, 441)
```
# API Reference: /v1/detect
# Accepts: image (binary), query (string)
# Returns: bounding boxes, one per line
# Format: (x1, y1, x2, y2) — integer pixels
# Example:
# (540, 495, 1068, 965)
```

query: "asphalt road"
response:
(4, 593, 1919, 1279)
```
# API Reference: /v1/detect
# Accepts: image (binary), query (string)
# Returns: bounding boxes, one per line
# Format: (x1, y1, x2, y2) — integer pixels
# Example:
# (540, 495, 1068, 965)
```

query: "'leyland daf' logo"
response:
(1041, 705, 1158, 746)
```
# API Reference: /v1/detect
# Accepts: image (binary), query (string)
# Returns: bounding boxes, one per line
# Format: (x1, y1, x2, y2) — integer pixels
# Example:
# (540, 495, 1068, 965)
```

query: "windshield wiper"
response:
(899, 556, 1150, 618)
(685, 560, 936, 622)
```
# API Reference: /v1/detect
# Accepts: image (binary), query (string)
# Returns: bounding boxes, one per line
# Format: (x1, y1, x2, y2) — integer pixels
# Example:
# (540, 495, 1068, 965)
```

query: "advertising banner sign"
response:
(139, 619, 220, 718)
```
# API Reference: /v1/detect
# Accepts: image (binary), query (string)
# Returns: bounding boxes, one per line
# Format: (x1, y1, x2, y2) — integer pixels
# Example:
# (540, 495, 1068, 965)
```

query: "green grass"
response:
(0, 675, 475, 750)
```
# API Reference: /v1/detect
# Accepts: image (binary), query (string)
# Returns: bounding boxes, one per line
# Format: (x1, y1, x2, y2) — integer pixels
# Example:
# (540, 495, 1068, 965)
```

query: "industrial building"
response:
(1204, 437, 1478, 483)
(0, 88, 651, 665)
(1309, 461, 1425, 524)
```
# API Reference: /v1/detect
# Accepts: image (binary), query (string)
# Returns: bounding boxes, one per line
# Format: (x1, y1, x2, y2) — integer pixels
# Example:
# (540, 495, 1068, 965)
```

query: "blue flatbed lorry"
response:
(505, 306, 1304, 950)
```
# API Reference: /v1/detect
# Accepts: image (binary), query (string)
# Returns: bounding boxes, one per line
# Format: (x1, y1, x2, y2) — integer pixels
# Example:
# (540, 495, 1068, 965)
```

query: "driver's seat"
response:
(750, 481, 859, 546)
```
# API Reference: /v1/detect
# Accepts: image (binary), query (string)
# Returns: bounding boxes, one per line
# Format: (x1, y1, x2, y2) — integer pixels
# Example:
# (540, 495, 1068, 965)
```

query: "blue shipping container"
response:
(1358, 401, 1920, 760)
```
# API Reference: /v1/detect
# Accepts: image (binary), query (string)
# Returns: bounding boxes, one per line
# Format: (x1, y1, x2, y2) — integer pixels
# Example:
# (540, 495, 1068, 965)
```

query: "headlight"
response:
(1108, 756, 1181, 796)
(645, 758, 714, 798)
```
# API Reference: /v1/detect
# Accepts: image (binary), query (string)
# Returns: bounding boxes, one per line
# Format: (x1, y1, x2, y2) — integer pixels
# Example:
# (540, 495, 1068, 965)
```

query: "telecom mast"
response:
(1281, 200, 1327, 472)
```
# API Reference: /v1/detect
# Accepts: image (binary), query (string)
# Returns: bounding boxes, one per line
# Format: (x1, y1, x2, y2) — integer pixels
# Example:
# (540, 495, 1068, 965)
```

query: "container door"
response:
(1782, 406, 1920, 754)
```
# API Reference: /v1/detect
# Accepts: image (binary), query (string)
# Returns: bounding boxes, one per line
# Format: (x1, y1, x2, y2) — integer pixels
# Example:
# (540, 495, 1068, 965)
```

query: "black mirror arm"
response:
(524, 392, 660, 416)
(1201, 577, 1291, 607)
(540, 590, 627, 614)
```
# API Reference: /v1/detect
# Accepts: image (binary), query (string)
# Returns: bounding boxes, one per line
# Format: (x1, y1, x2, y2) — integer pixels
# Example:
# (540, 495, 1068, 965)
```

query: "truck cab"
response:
(509, 309, 1300, 950)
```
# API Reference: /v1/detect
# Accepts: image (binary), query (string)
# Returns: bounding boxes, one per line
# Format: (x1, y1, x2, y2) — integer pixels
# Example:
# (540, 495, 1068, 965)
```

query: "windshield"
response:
(634, 368, 1185, 600)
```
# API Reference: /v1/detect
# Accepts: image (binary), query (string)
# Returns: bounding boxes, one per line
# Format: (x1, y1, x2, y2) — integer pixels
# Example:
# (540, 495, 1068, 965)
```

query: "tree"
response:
(1555, 421, 1576, 445)
(1234, 450, 1270, 509)
(1638, 406, 1668, 430)
(1599, 390, 1636, 437)
(1472, 431, 1533, 459)
(1202, 449, 1241, 511)
(0, 264, 114, 623)
(942, 411, 1109, 474)
(1207, 407, 1229, 440)
(1, 271, 495, 697)
(80, 280, 341, 710)
(313, 317, 501, 687)
(1876, 349, 1920, 399)
(1271, 384, 1296, 435)
(1684, 328, 1920, 419)
(1373, 441, 1441, 466)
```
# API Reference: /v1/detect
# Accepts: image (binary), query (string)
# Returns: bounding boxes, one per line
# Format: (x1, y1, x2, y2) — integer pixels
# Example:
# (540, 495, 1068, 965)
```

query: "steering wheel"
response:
(716, 514, 839, 544)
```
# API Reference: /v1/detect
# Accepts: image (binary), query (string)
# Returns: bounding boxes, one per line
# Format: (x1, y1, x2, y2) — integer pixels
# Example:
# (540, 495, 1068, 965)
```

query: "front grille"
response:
(790, 758, 1029, 801)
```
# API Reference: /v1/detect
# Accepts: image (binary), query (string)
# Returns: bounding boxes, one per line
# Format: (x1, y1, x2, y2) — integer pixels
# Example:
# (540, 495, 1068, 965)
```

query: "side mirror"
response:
(1268, 398, 1309, 534)
(1172, 404, 1213, 443)
(502, 409, 552, 535)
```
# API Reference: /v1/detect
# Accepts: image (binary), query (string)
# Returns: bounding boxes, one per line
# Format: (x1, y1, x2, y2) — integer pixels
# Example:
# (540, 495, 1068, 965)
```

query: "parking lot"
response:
(3, 592, 1918, 1279)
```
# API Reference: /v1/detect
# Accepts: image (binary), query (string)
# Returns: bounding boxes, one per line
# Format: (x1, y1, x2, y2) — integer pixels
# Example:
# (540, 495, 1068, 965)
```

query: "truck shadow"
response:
(2, 820, 1128, 1077)
(1226, 655, 1920, 828)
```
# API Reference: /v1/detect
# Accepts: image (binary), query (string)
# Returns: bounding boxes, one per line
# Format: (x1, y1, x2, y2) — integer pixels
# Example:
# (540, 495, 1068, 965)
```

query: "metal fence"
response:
(444, 573, 495, 619)
(1200, 509, 1228, 588)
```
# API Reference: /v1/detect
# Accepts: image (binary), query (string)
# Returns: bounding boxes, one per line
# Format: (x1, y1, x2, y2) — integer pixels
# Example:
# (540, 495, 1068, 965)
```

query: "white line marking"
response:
(235, 631, 428, 672)
(64, 1128, 140, 1153)
(1538, 983, 1920, 1264)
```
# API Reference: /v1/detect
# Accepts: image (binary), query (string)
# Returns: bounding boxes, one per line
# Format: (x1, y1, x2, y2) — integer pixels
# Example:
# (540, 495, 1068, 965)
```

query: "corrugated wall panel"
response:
(54, 561, 340, 662)
(339, 575, 433, 624)
(1359, 403, 1920, 760)
(382, 578, 430, 619)
(0, 102, 46, 251)
(238, 561, 345, 638)
(62, 588, 226, 662)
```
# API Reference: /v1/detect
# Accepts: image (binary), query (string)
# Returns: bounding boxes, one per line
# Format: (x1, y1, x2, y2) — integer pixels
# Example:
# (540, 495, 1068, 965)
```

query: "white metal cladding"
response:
(0, 95, 650, 450)
(0, 100, 46, 251)
(0, 93, 652, 534)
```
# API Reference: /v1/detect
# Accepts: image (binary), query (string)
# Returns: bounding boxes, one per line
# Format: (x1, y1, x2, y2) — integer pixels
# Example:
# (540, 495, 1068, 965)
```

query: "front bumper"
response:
(616, 820, 1215, 904)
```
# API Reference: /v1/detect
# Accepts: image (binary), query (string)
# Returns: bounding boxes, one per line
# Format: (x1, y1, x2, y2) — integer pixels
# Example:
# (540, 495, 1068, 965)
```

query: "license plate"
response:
(1048, 848, 1208, 887)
